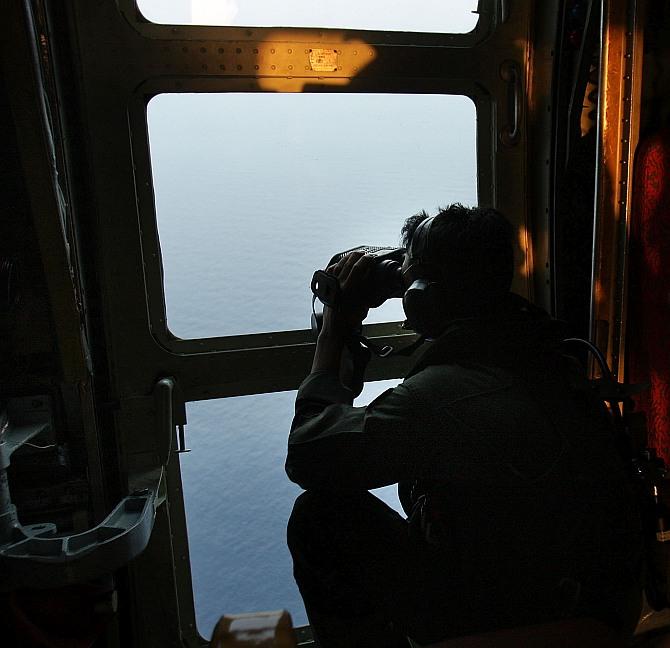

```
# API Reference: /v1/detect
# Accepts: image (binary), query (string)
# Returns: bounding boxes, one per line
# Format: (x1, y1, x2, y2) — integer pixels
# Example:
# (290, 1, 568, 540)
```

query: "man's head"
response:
(400, 204, 514, 337)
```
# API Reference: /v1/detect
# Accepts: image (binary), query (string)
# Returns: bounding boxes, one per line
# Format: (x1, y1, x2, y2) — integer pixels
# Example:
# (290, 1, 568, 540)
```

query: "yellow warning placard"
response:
(309, 48, 338, 72)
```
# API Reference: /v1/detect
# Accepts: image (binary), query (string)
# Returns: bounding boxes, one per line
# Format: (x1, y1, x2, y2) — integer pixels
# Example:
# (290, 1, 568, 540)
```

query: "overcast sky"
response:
(138, 0, 479, 33)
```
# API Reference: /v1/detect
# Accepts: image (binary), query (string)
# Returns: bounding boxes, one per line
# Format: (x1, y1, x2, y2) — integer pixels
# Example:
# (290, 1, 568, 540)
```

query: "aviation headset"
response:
(402, 215, 453, 339)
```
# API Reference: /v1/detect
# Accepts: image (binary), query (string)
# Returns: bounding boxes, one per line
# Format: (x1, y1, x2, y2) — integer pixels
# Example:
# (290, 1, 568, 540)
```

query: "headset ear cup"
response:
(403, 279, 445, 338)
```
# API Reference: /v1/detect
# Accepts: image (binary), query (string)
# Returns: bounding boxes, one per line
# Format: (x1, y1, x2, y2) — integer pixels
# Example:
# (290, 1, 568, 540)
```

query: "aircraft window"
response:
(136, 0, 480, 34)
(181, 378, 402, 636)
(147, 92, 477, 340)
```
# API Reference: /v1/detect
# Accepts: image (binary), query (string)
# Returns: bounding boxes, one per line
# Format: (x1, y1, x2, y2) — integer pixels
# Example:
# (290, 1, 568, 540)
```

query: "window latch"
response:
(154, 377, 190, 460)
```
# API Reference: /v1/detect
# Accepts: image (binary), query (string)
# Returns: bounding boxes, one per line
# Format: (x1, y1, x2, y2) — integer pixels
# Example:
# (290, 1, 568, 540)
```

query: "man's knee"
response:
(287, 489, 406, 560)
(287, 490, 349, 555)
(289, 489, 334, 522)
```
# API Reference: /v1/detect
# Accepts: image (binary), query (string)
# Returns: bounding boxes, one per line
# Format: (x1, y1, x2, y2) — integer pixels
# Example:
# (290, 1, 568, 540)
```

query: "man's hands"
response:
(311, 251, 375, 382)
(321, 251, 376, 337)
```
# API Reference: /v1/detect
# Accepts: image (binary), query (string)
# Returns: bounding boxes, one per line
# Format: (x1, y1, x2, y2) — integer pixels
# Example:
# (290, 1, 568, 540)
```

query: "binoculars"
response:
(311, 246, 406, 310)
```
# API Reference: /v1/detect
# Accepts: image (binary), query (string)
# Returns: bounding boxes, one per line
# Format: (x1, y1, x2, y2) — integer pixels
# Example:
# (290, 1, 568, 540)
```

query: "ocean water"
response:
(181, 382, 403, 633)
(147, 92, 477, 636)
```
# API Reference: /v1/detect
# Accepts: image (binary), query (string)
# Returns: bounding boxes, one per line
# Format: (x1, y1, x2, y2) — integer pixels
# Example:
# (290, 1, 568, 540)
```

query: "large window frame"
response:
(132, 81, 488, 361)
(65, 0, 554, 644)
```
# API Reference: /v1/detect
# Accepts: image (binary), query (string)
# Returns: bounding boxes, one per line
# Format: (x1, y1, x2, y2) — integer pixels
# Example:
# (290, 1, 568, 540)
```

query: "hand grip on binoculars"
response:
(311, 270, 340, 308)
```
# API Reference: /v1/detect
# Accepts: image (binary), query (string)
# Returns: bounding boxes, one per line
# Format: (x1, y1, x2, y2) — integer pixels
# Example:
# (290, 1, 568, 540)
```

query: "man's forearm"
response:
(311, 331, 346, 374)
(311, 326, 371, 398)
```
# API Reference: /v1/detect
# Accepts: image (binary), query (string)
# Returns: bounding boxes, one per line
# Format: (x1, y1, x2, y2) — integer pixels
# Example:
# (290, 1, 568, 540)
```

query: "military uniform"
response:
(286, 297, 643, 646)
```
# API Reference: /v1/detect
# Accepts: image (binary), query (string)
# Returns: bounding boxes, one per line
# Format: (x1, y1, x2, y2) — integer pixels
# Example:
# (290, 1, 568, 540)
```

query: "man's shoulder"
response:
(403, 360, 515, 404)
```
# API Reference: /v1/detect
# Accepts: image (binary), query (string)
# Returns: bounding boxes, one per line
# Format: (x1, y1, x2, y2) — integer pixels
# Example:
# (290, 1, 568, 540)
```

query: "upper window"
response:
(137, 0, 480, 33)
(147, 92, 477, 340)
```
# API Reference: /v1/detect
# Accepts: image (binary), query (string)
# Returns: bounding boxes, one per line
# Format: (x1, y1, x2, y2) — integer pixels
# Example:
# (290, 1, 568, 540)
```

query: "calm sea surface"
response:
(148, 92, 477, 635)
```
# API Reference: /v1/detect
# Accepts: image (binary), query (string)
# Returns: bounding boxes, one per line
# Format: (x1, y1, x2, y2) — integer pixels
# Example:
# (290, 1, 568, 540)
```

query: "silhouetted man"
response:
(286, 205, 642, 647)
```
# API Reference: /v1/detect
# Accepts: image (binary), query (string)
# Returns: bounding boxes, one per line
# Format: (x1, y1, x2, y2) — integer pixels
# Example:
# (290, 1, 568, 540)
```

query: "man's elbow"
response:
(285, 453, 344, 491)
(285, 453, 316, 490)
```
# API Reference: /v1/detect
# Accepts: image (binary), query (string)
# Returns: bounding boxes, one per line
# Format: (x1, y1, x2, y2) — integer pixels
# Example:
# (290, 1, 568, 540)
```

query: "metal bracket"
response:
(0, 401, 161, 588)
(0, 489, 157, 589)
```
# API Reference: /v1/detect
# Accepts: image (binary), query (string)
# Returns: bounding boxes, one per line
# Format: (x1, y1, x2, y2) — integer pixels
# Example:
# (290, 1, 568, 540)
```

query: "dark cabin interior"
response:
(1, 0, 670, 646)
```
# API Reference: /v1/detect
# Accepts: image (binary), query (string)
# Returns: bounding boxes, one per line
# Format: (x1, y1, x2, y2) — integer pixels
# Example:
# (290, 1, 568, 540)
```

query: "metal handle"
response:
(154, 377, 190, 460)
(500, 60, 522, 146)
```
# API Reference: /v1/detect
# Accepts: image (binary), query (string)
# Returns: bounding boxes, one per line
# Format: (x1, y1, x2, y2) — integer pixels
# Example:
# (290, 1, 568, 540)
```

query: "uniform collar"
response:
(406, 293, 570, 378)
